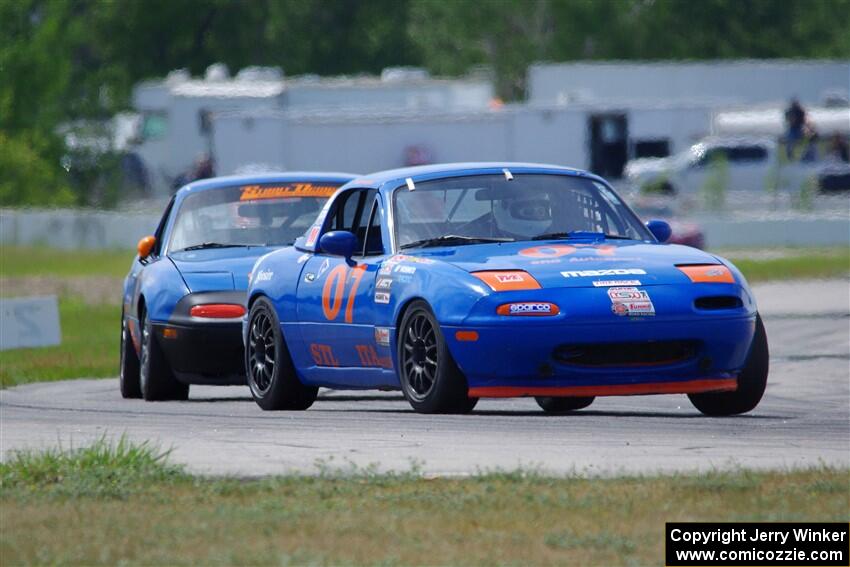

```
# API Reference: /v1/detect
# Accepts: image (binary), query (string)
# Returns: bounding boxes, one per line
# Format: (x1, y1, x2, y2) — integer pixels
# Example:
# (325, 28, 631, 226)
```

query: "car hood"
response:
(169, 247, 275, 292)
(410, 240, 723, 288)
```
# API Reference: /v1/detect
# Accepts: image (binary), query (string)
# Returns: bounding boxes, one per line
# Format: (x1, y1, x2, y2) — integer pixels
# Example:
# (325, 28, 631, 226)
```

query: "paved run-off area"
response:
(1, 280, 847, 476)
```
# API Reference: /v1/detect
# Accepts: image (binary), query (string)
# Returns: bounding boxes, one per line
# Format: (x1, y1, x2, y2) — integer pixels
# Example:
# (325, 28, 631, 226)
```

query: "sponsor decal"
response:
(472, 270, 542, 291)
(607, 286, 656, 317)
(519, 245, 576, 258)
(305, 226, 320, 247)
(394, 274, 414, 284)
(507, 302, 555, 315)
(519, 243, 617, 258)
(254, 269, 274, 283)
(530, 258, 562, 265)
(388, 254, 434, 265)
(378, 264, 394, 276)
(356, 344, 393, 368)
(374, 291, 391, 304)
(376, 277, 393, 289)
(562, 268, 647, 278)
(317, 258, 330, 279)
(495, 273, 525, 283)
(310, 343, 340, 367)
(568, 256, 642, 263)
(592, 279, 642, 287)
(374, 327, 391, 346)
(394, 265, 417, 275)
(607, 287, 646, 301)
(297, 253, 311, 264)
(240, 183, 338, 201)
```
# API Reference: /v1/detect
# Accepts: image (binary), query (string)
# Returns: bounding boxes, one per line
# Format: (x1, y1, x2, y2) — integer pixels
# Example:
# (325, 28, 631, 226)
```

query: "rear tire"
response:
(397, 300, 475, 414)
(246, 297, 318, 411)
(119, 315, 142, 399)
(139, 309, 189, 401)
(689, 314, 769, 416)
(535, 396, 594, 413)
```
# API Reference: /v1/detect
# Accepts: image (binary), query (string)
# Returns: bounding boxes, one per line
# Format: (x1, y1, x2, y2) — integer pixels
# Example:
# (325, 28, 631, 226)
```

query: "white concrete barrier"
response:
(0, 208, 160, 250)
(697, 215, 850, 248)
(0, 296, 61, 351)
(1, 208, 847, 249)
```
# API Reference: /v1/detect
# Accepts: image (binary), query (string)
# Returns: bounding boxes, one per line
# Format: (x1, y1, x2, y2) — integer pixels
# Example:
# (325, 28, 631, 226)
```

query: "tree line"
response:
(2, 0, 849, 206)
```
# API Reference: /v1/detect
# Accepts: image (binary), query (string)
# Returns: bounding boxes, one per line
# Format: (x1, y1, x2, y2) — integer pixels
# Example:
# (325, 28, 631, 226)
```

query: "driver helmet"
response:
(493, 193, 552, 237)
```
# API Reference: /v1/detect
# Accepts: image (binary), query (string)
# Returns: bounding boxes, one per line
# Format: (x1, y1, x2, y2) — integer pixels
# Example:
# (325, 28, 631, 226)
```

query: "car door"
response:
(294, 189, 391, 386)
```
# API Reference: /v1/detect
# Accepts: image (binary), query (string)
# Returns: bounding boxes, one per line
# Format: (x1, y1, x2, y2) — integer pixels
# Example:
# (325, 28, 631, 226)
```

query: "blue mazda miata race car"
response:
(120, 172, 356, 401)
(244, 163, 768, 415)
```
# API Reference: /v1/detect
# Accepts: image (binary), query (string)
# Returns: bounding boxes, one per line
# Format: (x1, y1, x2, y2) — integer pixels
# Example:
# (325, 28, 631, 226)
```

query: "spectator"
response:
(827, 133, 849, 163)
(784, 98, 806, 159)
(192, 153, 215, 181)
(800, 122, 819, 162)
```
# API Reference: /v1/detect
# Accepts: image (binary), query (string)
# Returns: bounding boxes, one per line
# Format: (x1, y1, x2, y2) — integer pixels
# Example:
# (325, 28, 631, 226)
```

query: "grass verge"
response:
(0, 299, 117, 388)
(1, 440, 848, 566)
(0, 246, 133, 278)
(718, 247, 849, 282)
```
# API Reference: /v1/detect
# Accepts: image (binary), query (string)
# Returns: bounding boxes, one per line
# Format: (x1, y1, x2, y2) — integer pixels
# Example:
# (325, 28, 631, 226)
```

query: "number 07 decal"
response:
(322, 264, 367, 322)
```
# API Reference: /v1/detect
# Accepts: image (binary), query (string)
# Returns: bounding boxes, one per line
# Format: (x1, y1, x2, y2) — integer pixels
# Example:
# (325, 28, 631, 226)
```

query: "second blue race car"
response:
(120, 171, 357, 401)
(245, 163, 768, 415)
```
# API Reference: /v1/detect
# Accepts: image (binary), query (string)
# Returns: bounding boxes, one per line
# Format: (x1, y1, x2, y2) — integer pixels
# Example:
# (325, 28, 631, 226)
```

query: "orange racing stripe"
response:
(468, 378, 737, 398)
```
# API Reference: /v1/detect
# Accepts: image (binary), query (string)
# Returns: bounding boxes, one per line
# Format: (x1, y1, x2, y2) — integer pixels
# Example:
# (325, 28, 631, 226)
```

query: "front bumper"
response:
(153, 291, 247, 384)
(441, 282, 757, 397)
(154, 322, 245, 384)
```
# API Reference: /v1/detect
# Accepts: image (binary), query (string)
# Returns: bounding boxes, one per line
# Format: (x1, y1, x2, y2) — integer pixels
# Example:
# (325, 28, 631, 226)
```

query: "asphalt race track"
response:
(1, 280, 848, 476)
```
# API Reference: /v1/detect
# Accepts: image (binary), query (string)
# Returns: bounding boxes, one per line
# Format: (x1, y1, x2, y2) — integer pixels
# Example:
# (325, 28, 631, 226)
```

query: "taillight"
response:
(189, 304, 246, 318)
(676, 265, 735, 284)
(471, 270, 542, 291)
(496, 302, 560, 316)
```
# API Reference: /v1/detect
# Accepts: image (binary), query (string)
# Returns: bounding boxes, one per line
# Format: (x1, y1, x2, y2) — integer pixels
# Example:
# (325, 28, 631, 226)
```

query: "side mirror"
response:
(319, 231, 357, 261)
(137, 235, 156, 259)
(646, 220, 672, 243)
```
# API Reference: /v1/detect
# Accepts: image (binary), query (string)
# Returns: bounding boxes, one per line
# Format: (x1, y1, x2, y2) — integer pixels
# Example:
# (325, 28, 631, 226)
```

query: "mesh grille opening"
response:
(553, 340, 699, 367)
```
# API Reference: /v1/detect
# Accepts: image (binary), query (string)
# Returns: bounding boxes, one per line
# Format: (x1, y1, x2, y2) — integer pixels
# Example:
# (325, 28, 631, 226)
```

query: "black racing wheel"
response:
(535, 396, 595, 413)
(246, 297, 318, 411)
(119, 313, 142, 399)
(397, 300, 477, 414)
(139, 308, 189, 401)
(689, 313, 769, 416)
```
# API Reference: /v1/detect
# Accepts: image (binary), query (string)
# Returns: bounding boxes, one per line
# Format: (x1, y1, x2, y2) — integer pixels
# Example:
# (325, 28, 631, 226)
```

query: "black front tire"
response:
(139, 309, 189, 401)
(246, 297, 318, 411)
(535, 396, 595, 413)
(397, 300, 476, 414)
(689, 314, 769, 416)
(119, 315, 142, 399)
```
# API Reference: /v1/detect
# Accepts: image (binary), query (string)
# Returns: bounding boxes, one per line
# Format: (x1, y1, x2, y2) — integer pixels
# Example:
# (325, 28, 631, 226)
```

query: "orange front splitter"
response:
(468, 378, 738, 398)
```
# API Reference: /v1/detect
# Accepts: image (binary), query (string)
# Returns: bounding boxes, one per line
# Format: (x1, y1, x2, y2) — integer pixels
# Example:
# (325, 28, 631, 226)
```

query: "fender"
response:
(136, 257, 190, 323)
(247, 247, 310, 322)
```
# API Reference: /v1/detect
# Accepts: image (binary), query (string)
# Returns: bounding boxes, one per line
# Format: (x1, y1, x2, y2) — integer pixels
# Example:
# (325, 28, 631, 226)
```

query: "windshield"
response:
(393, 174, 651, 249)
(168, 182, 341, 252)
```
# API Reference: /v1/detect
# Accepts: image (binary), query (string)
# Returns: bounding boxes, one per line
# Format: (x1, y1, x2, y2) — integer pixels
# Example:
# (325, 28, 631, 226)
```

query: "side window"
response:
(729, 145, 768, 162)
(325, 189, 376, 250)
(361, 197, 385, 256)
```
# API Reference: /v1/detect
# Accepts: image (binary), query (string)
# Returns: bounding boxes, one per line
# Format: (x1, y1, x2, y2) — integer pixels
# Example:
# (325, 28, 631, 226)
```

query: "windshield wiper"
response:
(400, 235, 514, 250)
(174, 242, 251, 252)
(531, 231, 634, 241)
